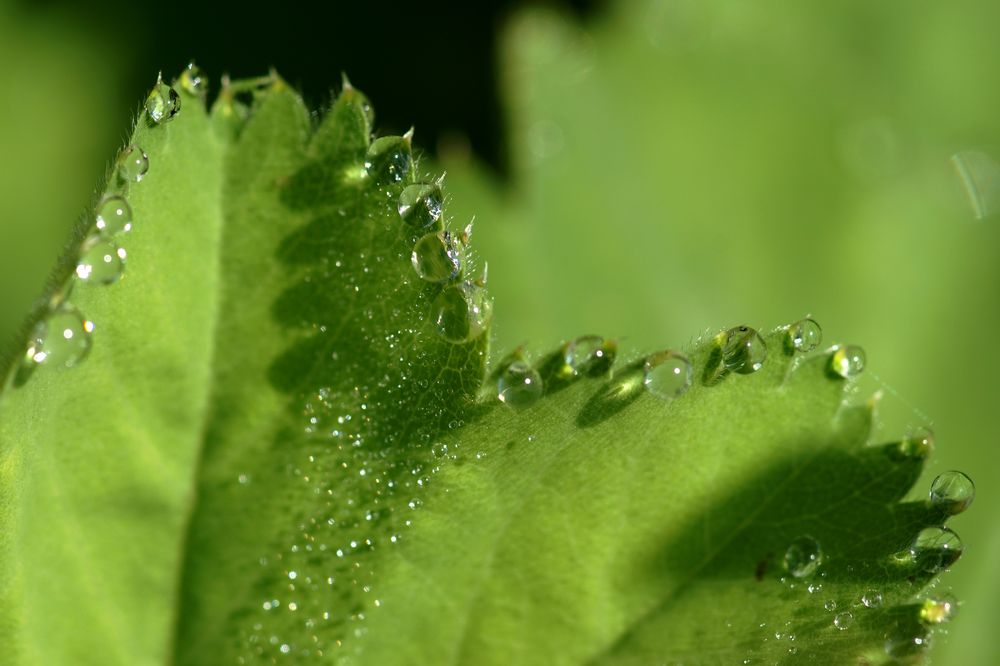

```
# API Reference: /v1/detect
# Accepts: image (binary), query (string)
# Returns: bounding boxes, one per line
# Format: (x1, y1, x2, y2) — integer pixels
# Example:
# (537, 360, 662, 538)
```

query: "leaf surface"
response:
(0, 72, 966, 666)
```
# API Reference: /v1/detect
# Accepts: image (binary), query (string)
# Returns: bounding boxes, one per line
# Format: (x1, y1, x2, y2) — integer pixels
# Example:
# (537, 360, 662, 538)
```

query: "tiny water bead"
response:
(783, 536, 823, 578)
(829, 345, 866, 378)
(861, 589, 883, 609)
(75, 237, 126, 285)
(24, 305, 95, 369)
(365, 135, 412, 183)
(720, 326, 767, 374)
(928, 470, 975, 515)
(95, 196, 133, 236)
(564, 335, 616, 377)
(411, 231, 462, 283)
(433, 281, 492, 343)
(785, 318, 822, 354)
(910, 526, 964, 572)
(398, 183, 443, 229)
(117, 145, 149, 183)
(833, 612, 854, 631)
(145, 77, 181, 124)
(497, 361, 544, 409)
(643, 350, 692, 400)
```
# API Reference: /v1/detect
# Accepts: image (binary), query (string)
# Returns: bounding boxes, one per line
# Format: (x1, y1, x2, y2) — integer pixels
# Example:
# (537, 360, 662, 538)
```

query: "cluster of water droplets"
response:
(7, 69, 195, 388)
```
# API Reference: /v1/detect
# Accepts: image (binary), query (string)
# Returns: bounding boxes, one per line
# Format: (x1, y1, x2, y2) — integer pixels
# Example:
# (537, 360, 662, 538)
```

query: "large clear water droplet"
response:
(910, 526, 963, 572)
(365, 136, 412, 183)
(833, 612, 854, 631)
(118, 145, 149, 183)
(23, 305, 95, 369)
(721, 326, 767, 374)
(783, 536, 823, 578)
(928, 470, 975, 515)
(785, 318, 822, 354)
(497, 360, 543, 409)
(564, 335, 616, 377)
(411, 231, 462, 283)
(145, 76, 181, 124)
(829, 345, 866, 378)
(643, 350, 692, 400)
(95, 196, 133, 236)
(75, 237, 126, 285)
(398, 183, 443, 229)
(433, 281, 492, 343)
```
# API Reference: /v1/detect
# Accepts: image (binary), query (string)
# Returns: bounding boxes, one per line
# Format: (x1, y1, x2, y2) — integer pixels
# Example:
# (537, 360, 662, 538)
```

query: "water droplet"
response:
(829, 345, 866, 378)
(952, 150, 1000, 219)
(95, 196, 133, 236)
(497, 360, 544, 409)
(432, 281, 492, 343)
(896, 426, 934, 459)
(411, 231, 462, 283)
(118, 145, 149, 183)
(398, 183, 443, 229)
(75, 237, 126, 285)
(564, 336, 616, 377)
(928, 471, 975, 515)
(643, 350, 692, 400)
(823, 600, 837, 612)
(365, 136, 412, 183)
(910, 526, 963, 572)
(715, 326, 767, 376)
(145, 76, 181, 124)
(179, 62, 206, 97)
(783, 536, 823, 578)
(861, 589, 883, 609)
(23, 305, 95, 369)
(785, 318, 822, 354)
(833, 612, 854, 630)
(920, 594, 958, 624)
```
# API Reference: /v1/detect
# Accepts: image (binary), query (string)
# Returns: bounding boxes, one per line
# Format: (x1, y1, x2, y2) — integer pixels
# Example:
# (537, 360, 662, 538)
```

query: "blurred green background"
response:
(1, 0, 996, 662)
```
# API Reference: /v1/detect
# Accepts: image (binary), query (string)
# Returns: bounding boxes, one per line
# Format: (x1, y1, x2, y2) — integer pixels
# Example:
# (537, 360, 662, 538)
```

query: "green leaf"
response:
(0, 70, 968, 666)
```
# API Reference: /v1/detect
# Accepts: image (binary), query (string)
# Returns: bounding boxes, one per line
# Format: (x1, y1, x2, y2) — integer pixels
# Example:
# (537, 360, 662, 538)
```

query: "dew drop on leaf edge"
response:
(909, 526, 964, 572)
(783, 536, 823, 578)
(497, 360, 544, 409)
(643, 350, 692, 400)
(118, 145, 149, 183)
(398, 182, 443, 229)
(829, 345, 866, 378)
(179, 62, 205, 97)
(365, 135, 412, 184)
(897, 426, 934, 459)
(23, 304, 95, 370)
(95, 195, 133, 236)
(411, 231, 462, 283)
(75, 237, 126, 285)
(928, 470, 975, 515)
(564, 335, 615, 377)
(145, 77, 181, 124)
(785, 318, 822, 354)
(920, 595, 958, 624)
(720, 325, 767, 374)
(432, 281, 492, 343)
